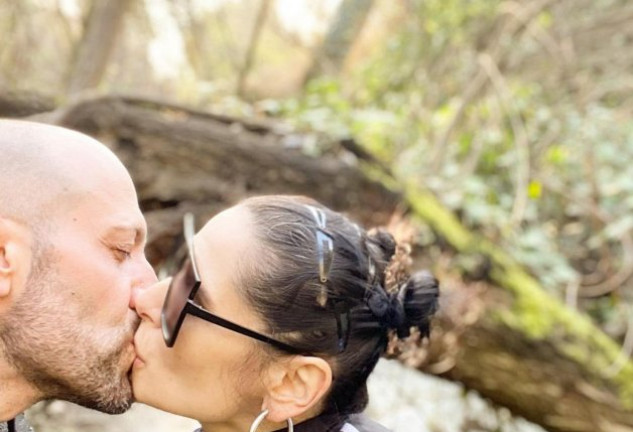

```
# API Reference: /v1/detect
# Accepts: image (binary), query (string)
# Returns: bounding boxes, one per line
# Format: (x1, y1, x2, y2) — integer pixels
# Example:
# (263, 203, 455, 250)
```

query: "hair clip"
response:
(333, 299, 351, 352)
(305, 205, 350, 352)
(306, 205, 334, 284)
(307, 205, 327, 230)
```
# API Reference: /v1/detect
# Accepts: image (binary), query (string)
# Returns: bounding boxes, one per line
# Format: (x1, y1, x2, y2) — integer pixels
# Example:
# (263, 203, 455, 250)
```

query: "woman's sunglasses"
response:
(160, 213, 307, 354)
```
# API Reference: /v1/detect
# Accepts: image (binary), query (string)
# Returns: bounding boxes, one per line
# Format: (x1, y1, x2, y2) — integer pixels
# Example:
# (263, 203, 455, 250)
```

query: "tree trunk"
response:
(305, 0, 375, 81)
(67, 0, 132, 95)
(237, 0, 272, 99)
(47, 95, 633, 432)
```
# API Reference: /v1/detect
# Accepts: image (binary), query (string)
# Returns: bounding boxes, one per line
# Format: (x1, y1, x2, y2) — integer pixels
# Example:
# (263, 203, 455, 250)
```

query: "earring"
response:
(249, 409, 294, 432)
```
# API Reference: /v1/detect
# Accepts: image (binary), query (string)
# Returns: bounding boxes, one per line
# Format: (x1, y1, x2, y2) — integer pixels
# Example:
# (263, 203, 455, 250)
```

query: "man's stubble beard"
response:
(0, 245, 140, 414)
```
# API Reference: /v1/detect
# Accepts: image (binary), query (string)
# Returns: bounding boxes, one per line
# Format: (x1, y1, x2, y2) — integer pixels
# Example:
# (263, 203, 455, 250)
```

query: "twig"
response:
(430, 0, 557, 171)
(540, 176, 633, 297)
(479, 53, 531, 228)
(580, 232, 633, 298)
(429, 64, 488, 172)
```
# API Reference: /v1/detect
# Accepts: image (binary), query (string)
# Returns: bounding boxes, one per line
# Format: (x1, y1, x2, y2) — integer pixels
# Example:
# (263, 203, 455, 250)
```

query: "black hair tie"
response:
(365, 286, 408, 337)
(366, 288, 389, 319)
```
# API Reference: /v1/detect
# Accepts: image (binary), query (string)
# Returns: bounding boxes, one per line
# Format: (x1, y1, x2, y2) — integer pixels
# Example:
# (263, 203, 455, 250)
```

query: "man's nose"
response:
(130, 255, 158, 310)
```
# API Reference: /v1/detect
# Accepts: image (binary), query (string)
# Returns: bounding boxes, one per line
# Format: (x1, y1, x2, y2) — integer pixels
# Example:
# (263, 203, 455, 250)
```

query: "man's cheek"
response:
(83, 276, 130, 320)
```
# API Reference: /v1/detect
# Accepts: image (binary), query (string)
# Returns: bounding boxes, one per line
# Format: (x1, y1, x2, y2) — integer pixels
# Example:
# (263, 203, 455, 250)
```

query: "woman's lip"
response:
(133, 356, 145, 368)
(133, 336, 145, 363)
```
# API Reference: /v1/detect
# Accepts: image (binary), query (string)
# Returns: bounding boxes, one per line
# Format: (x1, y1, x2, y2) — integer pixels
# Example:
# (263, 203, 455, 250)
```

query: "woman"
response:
(133, 196, 439, 432)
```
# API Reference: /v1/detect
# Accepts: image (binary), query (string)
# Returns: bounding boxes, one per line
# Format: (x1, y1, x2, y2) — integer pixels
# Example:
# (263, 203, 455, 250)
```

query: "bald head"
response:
(0, 120, 133, 227)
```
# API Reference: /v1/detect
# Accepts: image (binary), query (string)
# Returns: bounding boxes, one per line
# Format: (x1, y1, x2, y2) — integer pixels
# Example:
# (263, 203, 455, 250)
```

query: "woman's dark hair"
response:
(240, 195, 439, 415)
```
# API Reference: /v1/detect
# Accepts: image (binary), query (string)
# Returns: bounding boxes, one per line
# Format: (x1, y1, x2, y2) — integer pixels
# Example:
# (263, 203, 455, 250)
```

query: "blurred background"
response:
(2, 0, 633, 431)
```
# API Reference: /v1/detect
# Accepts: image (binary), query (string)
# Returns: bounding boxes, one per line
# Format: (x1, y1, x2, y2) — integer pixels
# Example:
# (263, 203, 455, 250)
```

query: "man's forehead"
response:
(64, 192, 144, 226)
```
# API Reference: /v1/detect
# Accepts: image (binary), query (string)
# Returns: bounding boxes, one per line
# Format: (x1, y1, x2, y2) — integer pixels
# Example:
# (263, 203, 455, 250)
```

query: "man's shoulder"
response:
(0, 414, 35, 432)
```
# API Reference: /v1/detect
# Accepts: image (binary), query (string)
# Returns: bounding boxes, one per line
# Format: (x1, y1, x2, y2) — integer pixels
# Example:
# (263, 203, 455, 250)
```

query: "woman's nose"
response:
(132, 277, 171, 324)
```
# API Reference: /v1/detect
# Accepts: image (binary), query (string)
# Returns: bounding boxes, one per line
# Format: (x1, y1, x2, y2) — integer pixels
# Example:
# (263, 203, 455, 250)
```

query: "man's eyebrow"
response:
(106, 225, 147, 244)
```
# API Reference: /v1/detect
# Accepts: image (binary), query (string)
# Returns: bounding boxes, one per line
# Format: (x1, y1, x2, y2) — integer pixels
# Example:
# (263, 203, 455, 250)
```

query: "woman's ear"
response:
(262, 356, 333, 423)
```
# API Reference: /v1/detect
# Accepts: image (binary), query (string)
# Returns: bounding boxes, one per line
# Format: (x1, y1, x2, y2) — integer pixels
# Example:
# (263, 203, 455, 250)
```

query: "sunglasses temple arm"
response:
(185, 300, 306, 355)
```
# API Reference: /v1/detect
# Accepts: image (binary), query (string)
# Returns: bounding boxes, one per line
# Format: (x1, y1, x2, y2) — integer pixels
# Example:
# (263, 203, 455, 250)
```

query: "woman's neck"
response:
(199, 408, 321, 432)
(199, 417, 287, 432)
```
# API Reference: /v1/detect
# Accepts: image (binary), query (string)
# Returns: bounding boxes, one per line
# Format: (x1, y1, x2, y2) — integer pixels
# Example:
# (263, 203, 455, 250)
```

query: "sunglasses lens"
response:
(161, 254, 195, 346)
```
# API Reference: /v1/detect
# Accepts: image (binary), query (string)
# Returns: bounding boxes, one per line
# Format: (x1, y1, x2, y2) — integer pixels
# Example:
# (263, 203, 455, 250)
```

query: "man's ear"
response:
(262, 356, 333, 423)
(0, 217, 31, 299)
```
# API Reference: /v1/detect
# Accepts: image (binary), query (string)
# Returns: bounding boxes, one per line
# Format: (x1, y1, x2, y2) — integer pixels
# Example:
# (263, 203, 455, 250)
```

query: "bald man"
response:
(0, 120, 157, 431)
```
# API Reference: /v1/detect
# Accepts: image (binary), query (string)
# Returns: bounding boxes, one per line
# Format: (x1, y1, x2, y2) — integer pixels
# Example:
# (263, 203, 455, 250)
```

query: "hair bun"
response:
(367, 228, 397, 263)
(398, 270, 439, 339)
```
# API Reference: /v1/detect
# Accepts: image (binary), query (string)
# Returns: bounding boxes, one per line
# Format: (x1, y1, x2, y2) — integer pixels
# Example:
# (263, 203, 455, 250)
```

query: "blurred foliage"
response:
(272, 0, 633, 339)
(1, 0, 633, 342)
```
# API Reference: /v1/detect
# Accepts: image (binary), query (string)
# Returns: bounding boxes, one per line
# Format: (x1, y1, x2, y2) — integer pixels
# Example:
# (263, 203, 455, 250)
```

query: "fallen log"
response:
(54, 95, 400, 264)
(0, 90, 56, 118)
(397, 183, 633, 432)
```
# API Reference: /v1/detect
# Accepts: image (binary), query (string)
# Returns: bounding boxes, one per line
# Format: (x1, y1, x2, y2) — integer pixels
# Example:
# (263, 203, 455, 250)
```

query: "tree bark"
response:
(47, 95, 633, 432)
(0, 90, 56, 117)
(67, 0, 132, 95)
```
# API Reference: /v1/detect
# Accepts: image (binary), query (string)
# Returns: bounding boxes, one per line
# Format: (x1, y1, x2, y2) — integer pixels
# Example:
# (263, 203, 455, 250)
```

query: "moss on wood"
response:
(403, 181, 633, 408)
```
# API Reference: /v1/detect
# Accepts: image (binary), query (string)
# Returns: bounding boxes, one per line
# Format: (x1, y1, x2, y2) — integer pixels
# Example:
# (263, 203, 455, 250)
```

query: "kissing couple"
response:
(0, 121, 439, 432)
